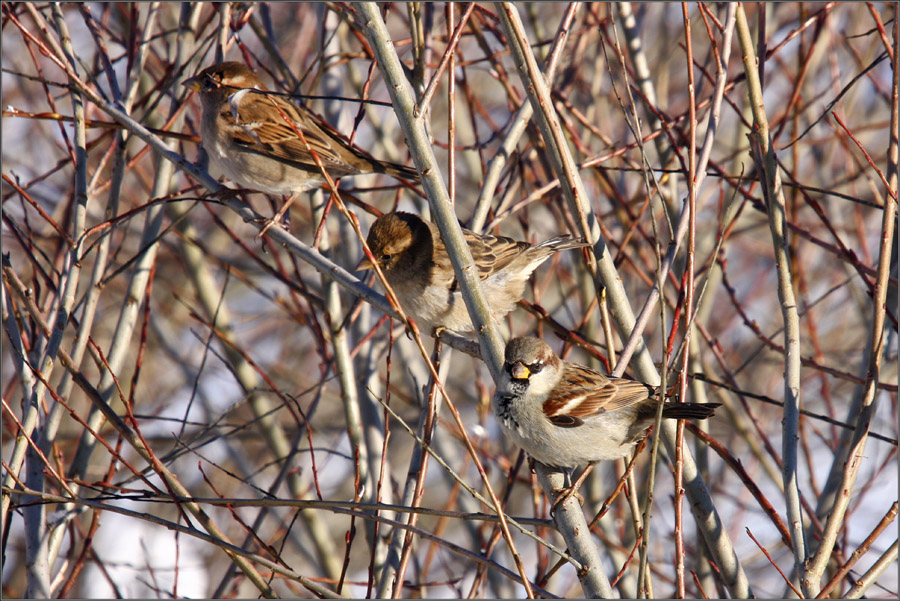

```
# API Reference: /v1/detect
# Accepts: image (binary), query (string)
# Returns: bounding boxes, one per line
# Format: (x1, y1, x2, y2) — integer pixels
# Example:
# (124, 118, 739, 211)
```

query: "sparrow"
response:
(355, 211, 590, 334)
(182, 62, 418, 234)
(493, 337, 720, 505)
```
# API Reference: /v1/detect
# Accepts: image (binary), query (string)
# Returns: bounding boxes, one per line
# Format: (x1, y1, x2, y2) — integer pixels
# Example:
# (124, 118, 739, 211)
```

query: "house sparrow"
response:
(182, 62, 417, 234)
(493, 336, 720, 502)
(356, 212, 590, 334)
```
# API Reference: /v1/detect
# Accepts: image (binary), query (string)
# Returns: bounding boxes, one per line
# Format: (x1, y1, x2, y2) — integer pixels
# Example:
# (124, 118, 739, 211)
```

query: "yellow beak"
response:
(510, 362, 530, 380)
(182, 75, 201, 92)
(355, 257, 374, 271)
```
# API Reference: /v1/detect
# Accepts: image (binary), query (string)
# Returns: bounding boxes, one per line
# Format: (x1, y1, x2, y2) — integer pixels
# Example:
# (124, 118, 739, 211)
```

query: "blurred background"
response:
(2, 2, 897, 598)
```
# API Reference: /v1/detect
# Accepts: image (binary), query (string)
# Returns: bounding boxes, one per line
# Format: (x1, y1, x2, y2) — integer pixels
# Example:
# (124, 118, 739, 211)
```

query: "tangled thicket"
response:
(2, 3, 897, 598)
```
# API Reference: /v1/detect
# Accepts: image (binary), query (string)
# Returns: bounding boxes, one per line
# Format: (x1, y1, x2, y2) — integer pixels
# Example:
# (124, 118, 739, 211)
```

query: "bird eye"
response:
(529, 362, 544, 374)
(379, 254, 390, 264)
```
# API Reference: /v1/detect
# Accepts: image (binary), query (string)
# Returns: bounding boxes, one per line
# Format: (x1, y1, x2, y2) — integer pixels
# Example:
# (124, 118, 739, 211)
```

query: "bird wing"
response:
(424, 225, 532, 290)
(543, 363, 652, 428)
(223, 89, 361, 175)
(463, 229, 532, 278)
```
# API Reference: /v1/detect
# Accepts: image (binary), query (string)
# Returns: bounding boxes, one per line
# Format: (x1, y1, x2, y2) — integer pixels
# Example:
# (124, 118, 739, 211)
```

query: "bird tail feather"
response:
(661, 402, 722, 420)
(377, 161, 420, 180)
(536, 235, 591, 251)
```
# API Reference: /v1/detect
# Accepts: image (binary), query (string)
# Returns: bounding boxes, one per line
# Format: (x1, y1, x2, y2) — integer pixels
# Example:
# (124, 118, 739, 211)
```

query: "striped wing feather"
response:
(224, 91, 360, 174)
(463, 230, 532, 278)
(427, 225, 532, 287)
(543, 363, 653, 428)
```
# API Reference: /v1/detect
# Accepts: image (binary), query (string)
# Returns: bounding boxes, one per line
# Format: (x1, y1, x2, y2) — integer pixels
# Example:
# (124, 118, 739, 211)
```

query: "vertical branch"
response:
(351, 4, 505, 375)
(610, 1, 737, 377)
(495, 3, 617, 597)
(317, 8, 392, 576)
(673, 5, 698, 596)
(534, 468, 614, 598)
(446, 2, 456, 208)
(1, 2, 89, 530)
(735, 3, 809, 594)
(690, 4, 739, 594)
(215, 2, 231, 62)
(311, 190, 371, 581)
(41, 1, 170, 487)
(386, 346, 451, 598)
(616, 1, 680, 220)
(495, 3, 750, 598)
(351, 4, 534, 596)
(19, 5, 93, 594)
(469, 1, 576, 233)
(43, 1, 172, 568)
(378, 4, 469, 593)
(805, 6, 900, 595)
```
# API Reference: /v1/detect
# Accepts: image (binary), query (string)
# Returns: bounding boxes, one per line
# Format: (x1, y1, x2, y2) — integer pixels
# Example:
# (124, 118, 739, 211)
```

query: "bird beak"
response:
(355, 256, 374, 271)
(510, 362, 530, 380)
(182, 75, 201, 92)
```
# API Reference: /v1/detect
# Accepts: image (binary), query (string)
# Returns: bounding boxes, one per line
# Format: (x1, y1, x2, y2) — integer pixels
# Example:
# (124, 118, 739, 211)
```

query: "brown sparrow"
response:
(493, 336, 719, 477)
(182, 62, 417, 233)
(356, 212, 590, 334)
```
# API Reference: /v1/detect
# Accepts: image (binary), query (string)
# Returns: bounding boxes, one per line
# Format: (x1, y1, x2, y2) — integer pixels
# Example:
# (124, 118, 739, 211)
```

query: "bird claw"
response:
(255, 214, 290, 239)
(550, 485, 585, 515)
(548, 463, 594, 516)
(256, 193, 297, 239)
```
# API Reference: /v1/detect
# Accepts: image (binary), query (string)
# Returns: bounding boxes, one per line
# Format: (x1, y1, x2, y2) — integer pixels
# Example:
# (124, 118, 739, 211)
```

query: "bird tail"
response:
(535, 234, 592, 252)
(661, 402, 722, 420)
(375, 161, 420, 181)
(349, 148, 418, 181)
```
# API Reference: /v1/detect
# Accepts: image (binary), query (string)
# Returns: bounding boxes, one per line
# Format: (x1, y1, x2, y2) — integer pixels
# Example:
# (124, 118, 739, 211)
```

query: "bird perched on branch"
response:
(182, 62, 417, 236)
(493, 336, 721, 507)
(356, 211, 590, 334)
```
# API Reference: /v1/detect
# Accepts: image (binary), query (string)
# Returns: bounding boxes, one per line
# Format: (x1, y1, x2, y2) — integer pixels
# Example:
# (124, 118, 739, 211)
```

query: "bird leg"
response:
(550, 463, 595, 514)
(257, 192, 299, 238)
